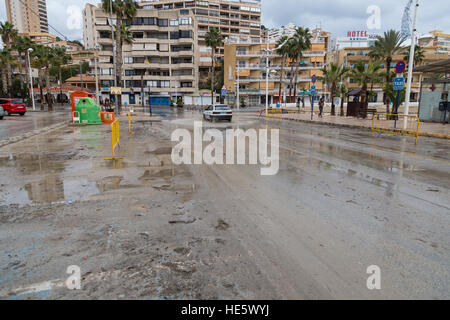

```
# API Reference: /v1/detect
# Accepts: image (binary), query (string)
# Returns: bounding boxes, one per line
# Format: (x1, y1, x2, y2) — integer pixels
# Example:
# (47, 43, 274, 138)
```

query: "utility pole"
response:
(404, 0, 419, 130)
(236, 65, 240, 111)
(110, 0, 119, 116)
(27, 48, 36, 111)
(94, 47, 100, 104)
(79, 62, 84, 90)
(141, 73, 144, 113)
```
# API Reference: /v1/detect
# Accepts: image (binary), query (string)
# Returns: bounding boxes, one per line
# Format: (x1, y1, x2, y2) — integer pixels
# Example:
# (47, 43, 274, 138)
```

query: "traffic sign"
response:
(393, 77, 405, 90)
(311, 75, 317, 83)
(395, 61, 406, 73)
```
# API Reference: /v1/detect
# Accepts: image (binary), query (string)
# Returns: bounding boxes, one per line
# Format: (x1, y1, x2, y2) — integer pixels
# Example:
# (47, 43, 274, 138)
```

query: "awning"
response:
(414, 58, 450, 73)
(348, 88, 362, 96)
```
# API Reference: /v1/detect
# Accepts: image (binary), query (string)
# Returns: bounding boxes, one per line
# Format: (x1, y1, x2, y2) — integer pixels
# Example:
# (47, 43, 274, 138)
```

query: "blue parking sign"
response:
(393, 77, 405, 91)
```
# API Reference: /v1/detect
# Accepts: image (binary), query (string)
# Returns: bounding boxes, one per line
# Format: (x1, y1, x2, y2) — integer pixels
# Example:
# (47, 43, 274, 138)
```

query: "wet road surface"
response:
(0, 108, 448, 299)
(0, 111, 70, 141)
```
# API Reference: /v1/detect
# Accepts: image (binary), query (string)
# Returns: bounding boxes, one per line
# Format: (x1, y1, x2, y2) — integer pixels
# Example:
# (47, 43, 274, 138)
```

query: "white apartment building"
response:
(268, 23, 296, 42)
(84, 3, 199, 106)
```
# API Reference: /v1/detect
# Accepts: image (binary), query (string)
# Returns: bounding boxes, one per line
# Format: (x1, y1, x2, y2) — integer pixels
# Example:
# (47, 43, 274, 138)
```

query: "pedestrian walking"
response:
(319, 97, 324, 118)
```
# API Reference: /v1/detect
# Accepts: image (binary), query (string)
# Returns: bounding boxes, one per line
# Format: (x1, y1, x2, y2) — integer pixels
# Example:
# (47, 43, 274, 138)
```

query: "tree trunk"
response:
(340, 94, 345, 117)
(59, 67, 64, 106)
(385, 57, 392, 114)
(38, 69, 44, 111)
(1, 68, 7, 94)
(287, 60, 296, 102)
(292, 62, 300, 104)
(278, 55, 285, 103)
(211, 49, 215, 105)
(115, 12, 123, 113)
(45, 66, 53, 111)
(330, 83, 336, 116)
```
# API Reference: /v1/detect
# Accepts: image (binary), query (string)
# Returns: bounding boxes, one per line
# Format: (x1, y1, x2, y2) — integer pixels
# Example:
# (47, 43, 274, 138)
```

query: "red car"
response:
(0, 98, 27, 116)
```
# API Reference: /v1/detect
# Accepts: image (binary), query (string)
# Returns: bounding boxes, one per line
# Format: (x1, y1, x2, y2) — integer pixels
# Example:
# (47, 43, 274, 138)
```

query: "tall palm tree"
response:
(403, 45, 425, 67)
(285, 39, 299, 102)
(13, 36, 35, 84)
(320, 63, 348, 116)
(369, 29, 406, 113)
(0, 21, 18, 49)
(291, 27, 312, 104)
(31, 45, 54, 111)
(51, 48, 72, 105)
(350, 60, 383, 111)
(337, 84, 347, 117)
(0, 49, 17, 96)
(275, 35, 289, 103)
(119, 23, 134, 45)
(205, 27, 222, 105)
(0, 22, 18, 93)
(102, 0, 139, 111)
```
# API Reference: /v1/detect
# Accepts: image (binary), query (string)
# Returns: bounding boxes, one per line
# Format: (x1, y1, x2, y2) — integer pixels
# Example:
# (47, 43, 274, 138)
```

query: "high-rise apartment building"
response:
(5, 0, 49, 33)
(83, 0, 262, 105)
(268, 23, 297, 42)
(83, 3, 199, 106)
(224, 28, 330, 106)
(139, 0, 262, 84)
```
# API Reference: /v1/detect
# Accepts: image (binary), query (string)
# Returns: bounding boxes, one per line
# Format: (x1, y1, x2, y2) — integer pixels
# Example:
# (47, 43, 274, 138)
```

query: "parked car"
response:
(203, 105, 233, 122)
(0, 98, 27, 116)
(0, 105, 4, 120)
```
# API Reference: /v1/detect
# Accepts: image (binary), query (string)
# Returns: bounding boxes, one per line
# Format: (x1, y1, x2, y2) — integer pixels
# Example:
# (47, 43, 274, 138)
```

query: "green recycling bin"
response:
(75, 97, 101, 125)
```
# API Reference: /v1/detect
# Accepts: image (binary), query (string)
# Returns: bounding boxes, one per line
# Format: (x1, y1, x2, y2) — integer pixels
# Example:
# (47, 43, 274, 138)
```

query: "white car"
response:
(0, 106, 4, 120)
(203, 105, 233, 122)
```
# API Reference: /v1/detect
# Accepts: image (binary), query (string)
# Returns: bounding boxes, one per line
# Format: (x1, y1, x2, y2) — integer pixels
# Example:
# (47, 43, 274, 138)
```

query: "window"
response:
(158, 19, 168, 27)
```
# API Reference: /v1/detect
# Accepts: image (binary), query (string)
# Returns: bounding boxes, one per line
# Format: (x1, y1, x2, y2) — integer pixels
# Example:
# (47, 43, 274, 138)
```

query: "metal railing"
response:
(372, 114, 420, 143)
(105, 119, 122, 160)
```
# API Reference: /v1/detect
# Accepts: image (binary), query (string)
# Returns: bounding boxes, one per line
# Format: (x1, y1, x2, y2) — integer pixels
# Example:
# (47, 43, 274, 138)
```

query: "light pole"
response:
(94, 46, 100, 104)
(236, 65, 240, 111)
(404, 0, 419, 130)
(262, 36, 292, 118)
(27, 48, 36, 111)
(109, 0, 119, 116)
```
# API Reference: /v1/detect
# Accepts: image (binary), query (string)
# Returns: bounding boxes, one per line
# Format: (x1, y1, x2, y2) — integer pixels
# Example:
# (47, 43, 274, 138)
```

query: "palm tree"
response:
(320, 63, 348, 116)
(275, 35, 289, 104)
(51, 48, 72, 105)
(291, 27, 312, 104)
(31, 45, 54, 111)
(0, 49, 17, 96)
(13, 36, 35, 84)
(350, 60, 383, 111)
(119, 23, 134, 45)
(205, 27, 222, 105)
(0, 21, 18, 49)
(369, 30, 406, 113)
(102, 0, 139, 111)
(337, 84, 347, 117)
(403, 45, 425, 67)
(0, 22, 18, 93)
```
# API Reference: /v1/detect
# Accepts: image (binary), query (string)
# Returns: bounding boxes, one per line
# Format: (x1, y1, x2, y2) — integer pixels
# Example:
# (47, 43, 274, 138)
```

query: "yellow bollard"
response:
(128, 113, 131, 134)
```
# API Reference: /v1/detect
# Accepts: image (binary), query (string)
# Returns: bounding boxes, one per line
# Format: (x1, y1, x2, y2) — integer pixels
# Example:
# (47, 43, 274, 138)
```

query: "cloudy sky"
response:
(0, 0, 449, 43)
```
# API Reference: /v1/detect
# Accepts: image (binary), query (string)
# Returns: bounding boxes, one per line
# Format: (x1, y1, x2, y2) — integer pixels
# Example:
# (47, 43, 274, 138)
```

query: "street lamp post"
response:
(262, 36, 292, 118)
(236, 65, 240, 111)
(27, 48, 36, 111)
(94, 46, 100, 105)
(404, 0, 419, 130)
(109, 0, 119, 116)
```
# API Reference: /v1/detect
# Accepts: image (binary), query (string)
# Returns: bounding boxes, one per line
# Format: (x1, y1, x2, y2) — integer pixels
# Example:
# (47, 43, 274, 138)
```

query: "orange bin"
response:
(101, 112, 115, 124)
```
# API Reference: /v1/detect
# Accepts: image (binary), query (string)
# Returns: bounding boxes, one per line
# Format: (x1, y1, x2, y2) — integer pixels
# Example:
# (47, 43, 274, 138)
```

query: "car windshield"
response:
(215, 106, 230, 111)
(12, 100, 24, 104)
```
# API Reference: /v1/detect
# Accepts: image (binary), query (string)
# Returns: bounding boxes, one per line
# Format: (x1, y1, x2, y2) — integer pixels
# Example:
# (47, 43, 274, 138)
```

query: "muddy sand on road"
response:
(0, 112, 449, 299)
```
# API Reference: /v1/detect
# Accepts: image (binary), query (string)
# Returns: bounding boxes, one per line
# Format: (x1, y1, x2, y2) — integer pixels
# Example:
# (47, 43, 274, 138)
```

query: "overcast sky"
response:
(0, 0, 449, 43)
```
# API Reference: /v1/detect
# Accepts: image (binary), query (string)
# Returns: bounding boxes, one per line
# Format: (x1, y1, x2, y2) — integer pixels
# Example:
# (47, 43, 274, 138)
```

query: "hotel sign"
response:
(347, 31, 368, 37)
